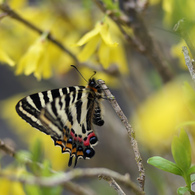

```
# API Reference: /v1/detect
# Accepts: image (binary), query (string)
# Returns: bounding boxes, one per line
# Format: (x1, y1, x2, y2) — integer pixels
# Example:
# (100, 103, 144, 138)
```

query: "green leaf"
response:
(25, 185, 41, 195)
(188, 166, 195, 175)
(30, 139, 43, 163)
(29, 139, 44, 175)
(103, 0, 119, 11)
(15, 150, 32, 164)
(177, 186, 190, 195)
(171, 130, 191, 172)
(42, 160, 52, 177)
(147, 156, 182, 175)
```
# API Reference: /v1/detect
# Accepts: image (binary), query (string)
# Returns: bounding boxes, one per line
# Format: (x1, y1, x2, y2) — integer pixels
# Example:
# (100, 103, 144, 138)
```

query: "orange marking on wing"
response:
(63, 135, 68, 142)
(77, 151, 84, 156)
(56, 141, 63, 145)
(63, 128, 66, 133)
(66, 143, 73, 150)
(87, 85, 97, 92)
(72, 147, 76, 153)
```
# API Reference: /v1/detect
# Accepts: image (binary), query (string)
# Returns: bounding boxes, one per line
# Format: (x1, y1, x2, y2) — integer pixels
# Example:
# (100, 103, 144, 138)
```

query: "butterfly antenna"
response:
(71, 65, 88, 83)
(90, 71, 96, 79)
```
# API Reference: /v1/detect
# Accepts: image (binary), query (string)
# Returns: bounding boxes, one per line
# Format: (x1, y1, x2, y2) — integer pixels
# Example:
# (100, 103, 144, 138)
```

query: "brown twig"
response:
(182, 46, 195, 82)
(99, 175, 126, 195)
(0, 168, 144, 195)
(97, 79, 145, 191)
(0, 139, 15, 157)
(93, 0, 174, 83)
(63, 181, 97, 195)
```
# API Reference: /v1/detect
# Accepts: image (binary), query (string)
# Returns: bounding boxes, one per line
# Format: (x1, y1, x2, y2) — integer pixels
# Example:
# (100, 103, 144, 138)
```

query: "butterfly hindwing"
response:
(40, 90, 99, 166)
(15, 78, 104, 167)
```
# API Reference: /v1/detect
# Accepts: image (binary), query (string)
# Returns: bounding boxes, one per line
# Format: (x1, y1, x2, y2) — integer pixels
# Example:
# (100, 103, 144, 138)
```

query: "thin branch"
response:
(99, 175, 126, 195)
(0, 139, 15, 157)
(182, 46, 195, 82)
(97, 79, 145, 191)
(63, 181, 97, 195)
(0, 168, 144, 195)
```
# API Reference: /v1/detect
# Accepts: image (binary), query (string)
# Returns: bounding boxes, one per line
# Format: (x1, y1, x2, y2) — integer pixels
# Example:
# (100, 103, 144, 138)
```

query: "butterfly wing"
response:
(15, 86, 85, 139)
(39, 89, 99, 166)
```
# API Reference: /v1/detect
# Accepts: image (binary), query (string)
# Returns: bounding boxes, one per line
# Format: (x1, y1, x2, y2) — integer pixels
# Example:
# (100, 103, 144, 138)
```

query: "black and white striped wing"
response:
(15, 86, 85, 138)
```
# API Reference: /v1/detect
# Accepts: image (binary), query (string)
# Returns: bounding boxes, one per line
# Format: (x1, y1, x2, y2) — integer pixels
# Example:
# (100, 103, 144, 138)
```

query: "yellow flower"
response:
(16, 34, 51, 80)
(75, 19, 128, 86)
(0, 167, 26, 195)
(0, 49, 15, 66)
(9, 0, 27, 9)
(76, 20, 118, 67)
(131, 77, 193, 151)
(182, 82, 195, 118)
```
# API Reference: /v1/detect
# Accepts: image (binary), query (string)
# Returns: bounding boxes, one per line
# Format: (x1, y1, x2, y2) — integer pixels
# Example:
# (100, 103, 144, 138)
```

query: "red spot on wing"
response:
(70, 131, 74, 137)
(84, 132, 96, 146)
(70, 130, 84, 143)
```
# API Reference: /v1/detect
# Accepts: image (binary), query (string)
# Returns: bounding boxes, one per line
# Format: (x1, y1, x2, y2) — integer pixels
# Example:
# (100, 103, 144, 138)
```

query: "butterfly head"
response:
(87, 78, 102, 94)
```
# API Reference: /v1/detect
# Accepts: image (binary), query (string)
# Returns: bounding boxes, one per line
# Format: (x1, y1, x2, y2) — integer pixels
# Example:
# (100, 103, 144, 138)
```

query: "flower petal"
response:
(99, 22, 118, 47)
(34, 50, 51, 80)
(78, 35, 100, 61)
(76, 23, 100, 46)
(98, 40, 110, 68)
(0, 50, 15, 66)
(16, 38, 46, 78)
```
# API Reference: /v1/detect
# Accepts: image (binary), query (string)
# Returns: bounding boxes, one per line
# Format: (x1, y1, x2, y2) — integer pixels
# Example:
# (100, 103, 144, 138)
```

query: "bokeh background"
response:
(1, 0, 195, 194)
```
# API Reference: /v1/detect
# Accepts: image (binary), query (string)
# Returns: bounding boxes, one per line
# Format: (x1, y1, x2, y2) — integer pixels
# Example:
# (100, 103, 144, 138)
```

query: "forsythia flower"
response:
(16, 34, 51, 80)
(75, 19, 128, 86)
(0, 49, 15, 66)
(0, 167, 26, 195)
(131, 78, 193, 151)
(76, 20, 118, 68)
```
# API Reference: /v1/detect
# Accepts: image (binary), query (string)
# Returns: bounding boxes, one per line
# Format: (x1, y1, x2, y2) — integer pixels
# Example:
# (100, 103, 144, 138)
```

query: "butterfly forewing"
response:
(15, 79, 104, 167)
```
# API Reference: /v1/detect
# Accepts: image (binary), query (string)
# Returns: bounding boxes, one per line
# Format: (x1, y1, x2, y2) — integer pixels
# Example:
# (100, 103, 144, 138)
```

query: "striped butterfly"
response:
(15, 70, 104, 167)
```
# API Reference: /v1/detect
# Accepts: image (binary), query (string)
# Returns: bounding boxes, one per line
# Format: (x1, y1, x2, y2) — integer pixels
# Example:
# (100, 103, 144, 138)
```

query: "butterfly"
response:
(15, 75, 104, 167)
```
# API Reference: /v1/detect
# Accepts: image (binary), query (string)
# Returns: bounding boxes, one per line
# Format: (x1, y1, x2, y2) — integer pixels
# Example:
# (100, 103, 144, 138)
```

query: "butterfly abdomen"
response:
(93, 104, 104, 126)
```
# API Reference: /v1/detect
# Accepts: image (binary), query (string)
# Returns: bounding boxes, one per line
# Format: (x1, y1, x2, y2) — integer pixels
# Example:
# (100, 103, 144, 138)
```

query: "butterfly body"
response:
(16, 78, 104, 166)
